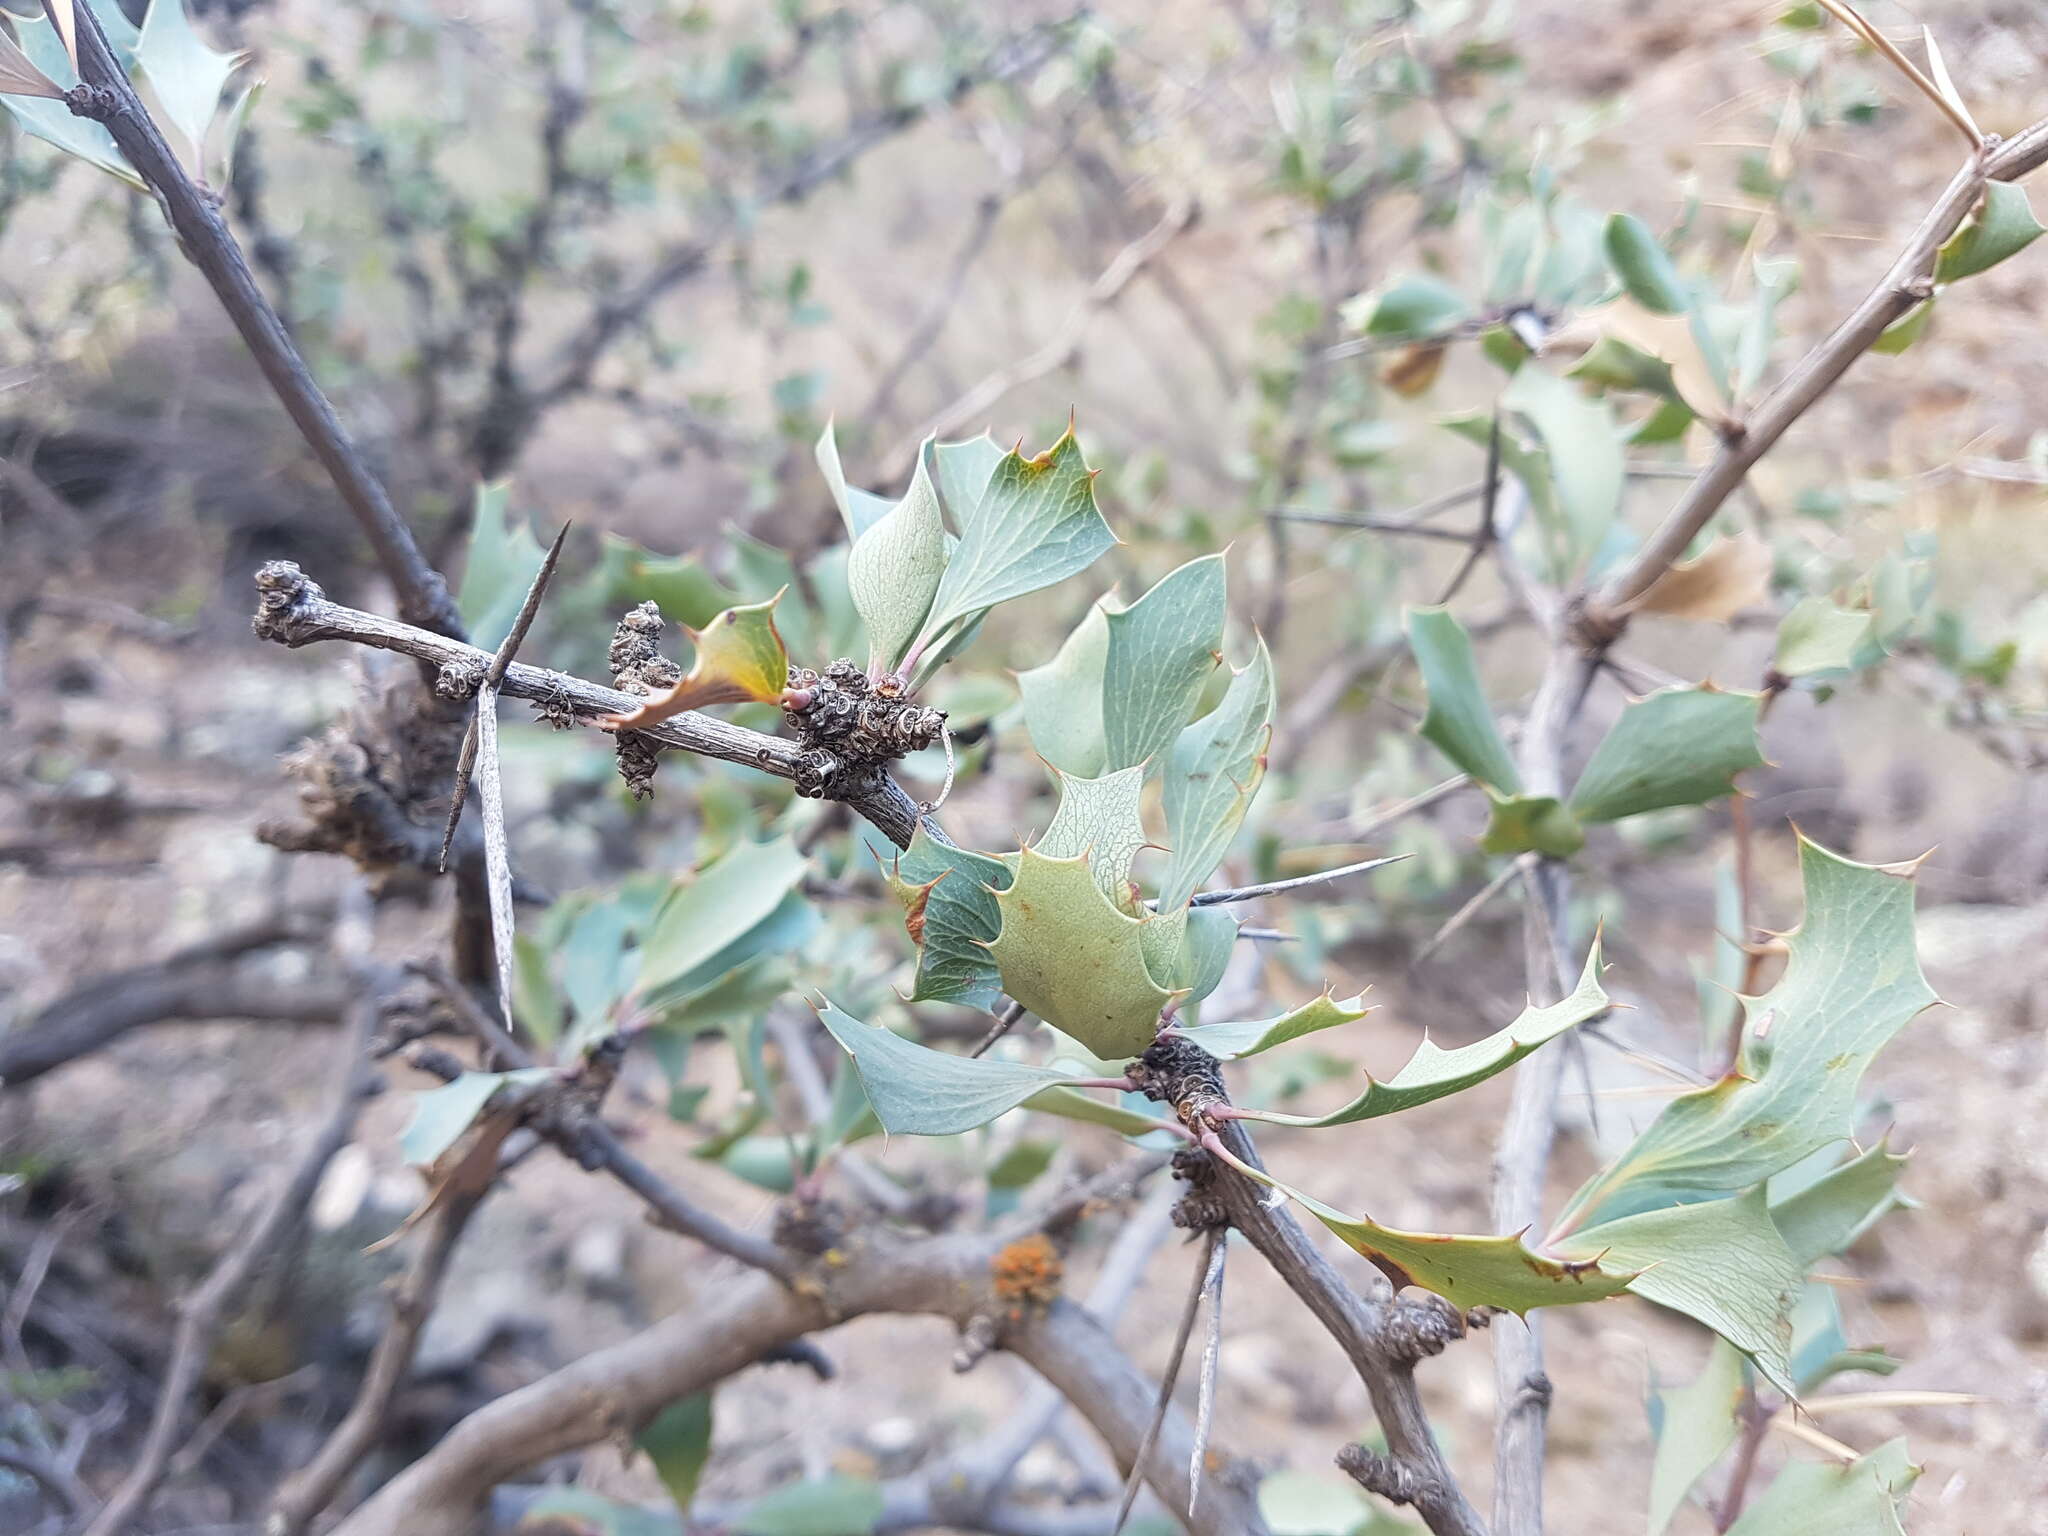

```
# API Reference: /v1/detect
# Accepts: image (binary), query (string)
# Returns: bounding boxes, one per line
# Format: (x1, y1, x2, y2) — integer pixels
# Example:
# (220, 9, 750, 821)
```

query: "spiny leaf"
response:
(1567, 686, 1765, 823)
(1934, 179, 2044, 283)
(1556, 1186, 1803, 1394)
(1173, 991, 1372, 1061)
(604, 593, 790, 728)
(1156, 639, 1275, 910)
(917, 425, 1115, 649)
(925, 433, 1008, 525)
(136, 0, 246, 170)
(846, 444, 947, 671)
(988, 847, 1176, 1061)
(1018, 599, 1114, 777)
(635, 837, 809, 999)
(1101, 553, 1228, 773)
(1408, 605, 1519, 793)
(1238, 941, 1605, 1126)
(1554, 837, 1936, 1232)
(884, 829, 1014, 1009)
(1771, 1139, 1910, 1265)
(1603, 213, 1690, 313)
(1647, 1340, 1745, 1536)
(1, 15, 142, 186)
(813, 421, 895, 539)
(1137, 903, 1237, 1008)
(1037, 765, 1149, 910)
(1722, 1438, 1917, 1536)
(1776, 597, 1872, 679)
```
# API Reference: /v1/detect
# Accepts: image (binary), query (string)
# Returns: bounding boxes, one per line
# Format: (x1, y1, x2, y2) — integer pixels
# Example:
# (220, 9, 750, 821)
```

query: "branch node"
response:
(62, 83, 123, 122)
(1336, 1443, 1440, 1509)
(435, 657, 486, 700)
(251, 561, 326, 645)
(1131, 1036, 1228, 1125)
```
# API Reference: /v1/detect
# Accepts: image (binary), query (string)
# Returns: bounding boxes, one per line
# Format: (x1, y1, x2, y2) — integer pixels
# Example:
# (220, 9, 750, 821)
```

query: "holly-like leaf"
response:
(637, 1393, 715, 1517)
(1567, 687, 1765, 823)
(988, 847, 1176, 1060)
(1775, 597, 1872, 679)
(1237, 941, 1605, 1126)
(604, 593, 790, 728)
(1037, 765, 1149, 909)
(1137, 903, 1237, 1007)
(813, 421, 894, 539)
(885, 829, 1014, 1009)
(846, 445, 947, 671)
(1647, 1340, 1745, 1536)
(1771, 1138, 1910, 1265)
(136, 0, 245, 169)
(1554, 838, 1936, 1232)
(1408, 606, 1519, 793)
(1018, 599, 1113, 777)
(1501, 363, 1624, 580)
(1635, 532, 1772, 622)
(1, 15, 142, 186)
(1603, 213, 1690, 313)
(635, 837, 808, 999)
(1156, 640, 1275, 910)
(1722, 1438, 1917, 1536)
(1935, 179, 2044, 283)
(1101, 553, 1228, 772)
(1174, 990, 1372, 1061)
(926, 433, 1007, 525)
(1555, 1187, 1803, 1394)
(916, 425, 1115, 650)
(817, 1000, 1076, 1135)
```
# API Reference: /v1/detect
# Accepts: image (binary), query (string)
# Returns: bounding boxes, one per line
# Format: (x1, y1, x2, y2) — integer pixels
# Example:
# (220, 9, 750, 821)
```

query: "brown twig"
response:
(80, 963, 379, 1536)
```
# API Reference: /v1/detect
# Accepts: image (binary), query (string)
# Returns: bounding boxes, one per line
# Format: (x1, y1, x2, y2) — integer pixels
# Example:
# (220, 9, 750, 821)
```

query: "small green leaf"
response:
(1259, 1469, 1378, 1536)
(1408, 606, 1519, 792)
(520, 1488, 677, 1536)
(1239, 942, 1605, 1127)
(637, 1393, 714, 1516)
(1101, 554, 1228, 772)
(917, 426, 1115, 649)
(1871, 299, 1935, 354)
(886, 829, 1014, 1009)
(1647, 1340, 1745, 1536)
(815, 1001, 1075, 1138)
(1156, 640, 1275, 909)
(989, 847, 1176, 1060)
(1722, 1439, 1917, 1536)
(635, 838, 809, 999)
(1175, 991, 1371, 1061)
(604, 593, 790, 727)
(1775, 597, 1873, 679)
(813, 421, 894, 539)
(1934, 180, 2045, 282)
(735, 1475, 886, 1536)
(1037, 765, 1149, 910)
(457, 481, 546, 649)
(1502, 363, 1624, 579)
(1567, 334, 1681, 398)
(136, 0, 244, 167)
(846, 445, 948, 671)
(1357, 274, 1473, 341)
(1603, 213, 1690, 313)
(1567, 687, 1765, 823)
(1555, 838, 1936, 1232)
(1480, 792, 1586, 858)
(398, 1069, 551, 1166)
(1018, 600, 1113, 777)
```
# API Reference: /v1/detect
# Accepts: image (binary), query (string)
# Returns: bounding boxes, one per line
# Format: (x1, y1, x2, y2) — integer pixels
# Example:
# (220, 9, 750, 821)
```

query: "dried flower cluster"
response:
(782, 658, 946, 801)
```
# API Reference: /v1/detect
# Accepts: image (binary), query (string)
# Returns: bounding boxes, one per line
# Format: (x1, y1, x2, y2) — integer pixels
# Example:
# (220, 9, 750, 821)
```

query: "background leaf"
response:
(136, 0, 244, 168)
(1603, 212, 1690, 313)
(635, 838, 808, 999)
(816, 1001, 1075, 1136)
(637, 1392, 715, 1516)
(1722, 1438, 1917, 1536)
(1408, 606, 1519, 792)
(1567, 687, 1765, 823)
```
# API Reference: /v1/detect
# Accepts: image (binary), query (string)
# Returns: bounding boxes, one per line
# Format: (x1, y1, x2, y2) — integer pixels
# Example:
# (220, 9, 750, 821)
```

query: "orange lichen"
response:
(990, 1233, 1064, 1319)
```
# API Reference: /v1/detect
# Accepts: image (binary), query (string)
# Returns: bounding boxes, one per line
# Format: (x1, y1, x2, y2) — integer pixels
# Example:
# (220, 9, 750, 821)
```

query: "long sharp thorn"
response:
(1111, 1225, 1222, 1536)
(1189, 1232, 1227, 1516)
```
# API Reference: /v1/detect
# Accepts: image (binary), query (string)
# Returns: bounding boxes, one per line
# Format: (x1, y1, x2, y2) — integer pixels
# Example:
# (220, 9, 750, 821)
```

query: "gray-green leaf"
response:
(1101, 554, 1227, 772)
(1603, 212, 1690, 313)
(1156, 639, 1275, 910)
(1408, 605, 1519, 792)
(1567, 687, 1764, 823)
(1935, 179, 2044, 283)
(847, 444, 947, 671)
(1018, 600, 1113, 777)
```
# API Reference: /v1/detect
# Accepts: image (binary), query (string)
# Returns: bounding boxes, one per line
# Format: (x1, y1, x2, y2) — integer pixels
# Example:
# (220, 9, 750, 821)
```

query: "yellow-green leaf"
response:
(605, 593, 790, 729)
(1174, 990, 1372, 1061)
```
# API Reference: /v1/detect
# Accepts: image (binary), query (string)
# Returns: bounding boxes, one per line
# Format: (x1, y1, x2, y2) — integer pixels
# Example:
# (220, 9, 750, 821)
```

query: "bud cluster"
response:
(782, 658, 946, 800)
